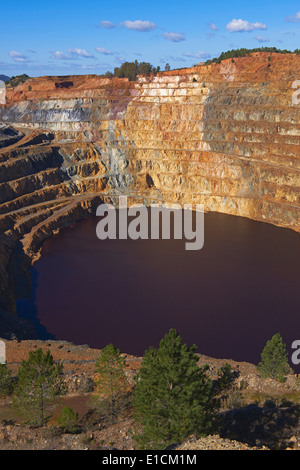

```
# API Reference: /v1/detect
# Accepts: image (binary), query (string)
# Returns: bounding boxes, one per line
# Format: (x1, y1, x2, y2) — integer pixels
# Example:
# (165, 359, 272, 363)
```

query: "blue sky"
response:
(1, 0, 299, 77)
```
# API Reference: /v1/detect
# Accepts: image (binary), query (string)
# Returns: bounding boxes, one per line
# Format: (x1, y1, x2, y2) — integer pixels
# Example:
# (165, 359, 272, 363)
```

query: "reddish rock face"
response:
(0, 53, 299, 328)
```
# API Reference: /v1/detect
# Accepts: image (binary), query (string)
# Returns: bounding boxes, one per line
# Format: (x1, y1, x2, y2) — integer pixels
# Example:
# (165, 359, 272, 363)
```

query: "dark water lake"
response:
(17, 211, 300, 368)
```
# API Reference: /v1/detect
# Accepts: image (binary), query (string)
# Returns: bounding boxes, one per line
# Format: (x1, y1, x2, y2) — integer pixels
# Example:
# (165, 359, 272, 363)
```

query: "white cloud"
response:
(286, 11, 300, 23)
(226, 19, 267, 33)
(8, 51, 30, 62)
(68, 48, 94, 58)
(52, 51, 73, 60)
(255, 36, 270, 43)
(209, 22, 218, 31)
(100, 20, 116, 29)
(96, 47, 114, 55)
(184, 51, 211, 59)
(120, 20, 157, 32)
(53, 49, 94, 60)
(162, 32, 185, 42)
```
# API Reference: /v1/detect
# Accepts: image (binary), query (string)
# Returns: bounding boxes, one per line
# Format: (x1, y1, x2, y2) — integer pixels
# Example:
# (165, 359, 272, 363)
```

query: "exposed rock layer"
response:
(0, 52, 299, 335)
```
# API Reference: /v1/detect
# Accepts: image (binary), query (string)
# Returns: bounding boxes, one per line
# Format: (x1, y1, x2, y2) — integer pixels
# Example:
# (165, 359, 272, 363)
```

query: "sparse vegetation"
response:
(223, 390, 245, 410)
(0, 337, 299, 450)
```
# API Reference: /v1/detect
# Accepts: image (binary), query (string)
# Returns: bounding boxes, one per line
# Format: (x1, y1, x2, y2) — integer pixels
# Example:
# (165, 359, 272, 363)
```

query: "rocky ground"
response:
(0, 425, 269, 451)
(174, 435, 269, 451)
(1, 339, 300, 450)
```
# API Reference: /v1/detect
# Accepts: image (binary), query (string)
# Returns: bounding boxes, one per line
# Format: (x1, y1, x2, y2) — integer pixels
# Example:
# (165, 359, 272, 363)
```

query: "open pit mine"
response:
(0, 52, 299, 339)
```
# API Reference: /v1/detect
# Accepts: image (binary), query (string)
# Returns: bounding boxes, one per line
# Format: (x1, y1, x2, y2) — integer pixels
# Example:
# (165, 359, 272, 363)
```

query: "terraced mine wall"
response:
(0, 52, 299, 337)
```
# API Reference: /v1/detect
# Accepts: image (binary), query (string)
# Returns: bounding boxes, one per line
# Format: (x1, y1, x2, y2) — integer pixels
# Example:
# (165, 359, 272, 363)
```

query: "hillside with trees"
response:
(206, 47, 300, 64)
(5, 74, 30, 87)
(104, 60, 161, 81)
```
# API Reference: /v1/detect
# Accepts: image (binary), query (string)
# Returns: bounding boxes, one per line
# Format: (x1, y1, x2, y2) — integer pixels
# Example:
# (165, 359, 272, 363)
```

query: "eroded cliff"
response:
(0, 52, 299, 335)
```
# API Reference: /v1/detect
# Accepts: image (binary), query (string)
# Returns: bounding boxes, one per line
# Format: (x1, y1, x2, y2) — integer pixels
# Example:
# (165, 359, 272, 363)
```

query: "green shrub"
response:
(0, 364, 13, 397)
(216, 363, 236, 392)
(58, 407, 79, 433)
(278, 376, 286, 384)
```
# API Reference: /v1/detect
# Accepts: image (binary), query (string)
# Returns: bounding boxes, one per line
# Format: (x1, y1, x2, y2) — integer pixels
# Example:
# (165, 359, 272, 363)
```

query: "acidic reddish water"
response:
(17, 212, 300, 368)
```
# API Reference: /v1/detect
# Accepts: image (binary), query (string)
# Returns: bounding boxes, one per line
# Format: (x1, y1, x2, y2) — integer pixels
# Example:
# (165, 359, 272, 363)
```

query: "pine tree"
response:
(133, 329, 216, 450)
(94, 344, 128, 424)
(13, 349, 64, 426)
(257, 333, 293, 379)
